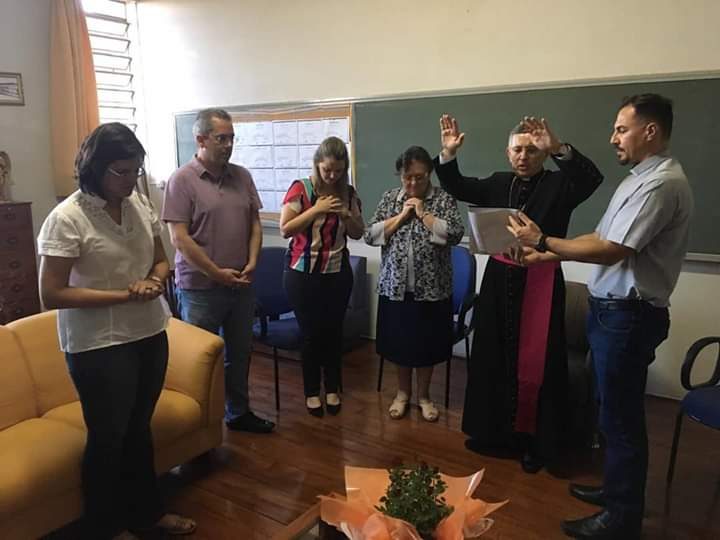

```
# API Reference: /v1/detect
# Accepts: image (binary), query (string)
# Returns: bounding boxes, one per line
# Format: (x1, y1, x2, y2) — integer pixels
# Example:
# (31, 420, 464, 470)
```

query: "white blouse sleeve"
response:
(37, 210, 81, 258)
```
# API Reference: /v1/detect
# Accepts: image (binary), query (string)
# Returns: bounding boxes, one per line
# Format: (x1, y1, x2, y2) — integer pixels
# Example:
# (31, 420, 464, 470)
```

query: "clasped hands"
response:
(400, 197, 425, 220)
(127, 278, 164, 302)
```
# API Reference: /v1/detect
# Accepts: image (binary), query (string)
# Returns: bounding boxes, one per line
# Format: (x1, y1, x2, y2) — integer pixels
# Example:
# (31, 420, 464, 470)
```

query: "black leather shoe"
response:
(569, 483, 605, 507)
(226, 411, 275, 433)
(521, 451, 544, 474)
(307, 404, 324, 417)
(561, 509, 641, 539)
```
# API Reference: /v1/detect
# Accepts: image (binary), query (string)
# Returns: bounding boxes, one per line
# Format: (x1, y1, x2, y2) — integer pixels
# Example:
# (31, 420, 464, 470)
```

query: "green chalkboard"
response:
(353, 78, 720, 255)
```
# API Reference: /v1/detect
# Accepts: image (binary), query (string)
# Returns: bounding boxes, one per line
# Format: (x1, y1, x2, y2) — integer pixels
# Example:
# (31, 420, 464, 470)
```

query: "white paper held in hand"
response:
(468, 207, 520, 254)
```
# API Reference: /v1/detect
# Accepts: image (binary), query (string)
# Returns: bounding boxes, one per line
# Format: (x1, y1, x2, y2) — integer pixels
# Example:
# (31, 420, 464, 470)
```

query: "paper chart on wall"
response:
(243, 121, 273, 145)
(250, 168, 275, 190)
(298, 120, 325, 145)
(273, 146, 298, 168)
(258, 190, 279, 212)
(298, 145, 316, 169)
(324, 117, 350, 142)
(231, 146, 273, 168)
(274, 169, 298, 192)
(273, 121, 298, 145)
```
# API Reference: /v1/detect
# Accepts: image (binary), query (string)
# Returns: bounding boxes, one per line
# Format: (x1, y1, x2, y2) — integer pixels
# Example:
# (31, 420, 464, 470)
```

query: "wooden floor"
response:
(59, 341, 720, 539)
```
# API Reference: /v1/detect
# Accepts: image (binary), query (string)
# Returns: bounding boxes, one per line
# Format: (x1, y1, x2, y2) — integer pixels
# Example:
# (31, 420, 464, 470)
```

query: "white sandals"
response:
(389, 393, 439, 422)
(419, 398, 439, 422)
(388, 392, 409, 419)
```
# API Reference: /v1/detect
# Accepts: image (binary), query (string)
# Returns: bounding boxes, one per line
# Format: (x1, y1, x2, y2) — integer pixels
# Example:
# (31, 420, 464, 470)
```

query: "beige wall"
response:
(0, 0, 56, 235)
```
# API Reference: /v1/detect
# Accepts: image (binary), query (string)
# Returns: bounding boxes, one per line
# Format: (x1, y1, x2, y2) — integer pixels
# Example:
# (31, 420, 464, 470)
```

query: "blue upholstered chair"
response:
(666, 336, 720, 487)
(252, 246, 302, 411)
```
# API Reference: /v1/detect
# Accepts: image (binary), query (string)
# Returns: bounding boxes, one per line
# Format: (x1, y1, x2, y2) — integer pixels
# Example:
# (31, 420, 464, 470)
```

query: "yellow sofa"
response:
(0, 311, 225, 540)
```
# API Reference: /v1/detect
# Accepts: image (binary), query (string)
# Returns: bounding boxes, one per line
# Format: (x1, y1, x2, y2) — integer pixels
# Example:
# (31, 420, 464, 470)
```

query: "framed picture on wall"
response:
(0, 72, 24, 106)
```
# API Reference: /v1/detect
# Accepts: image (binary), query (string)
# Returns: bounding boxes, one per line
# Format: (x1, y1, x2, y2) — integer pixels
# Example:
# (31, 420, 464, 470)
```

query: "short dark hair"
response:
(75, 122, 146, 198)
(620, 93, 674, 139)
(193, 108, 232, 137)
(395, 146, 434, 175)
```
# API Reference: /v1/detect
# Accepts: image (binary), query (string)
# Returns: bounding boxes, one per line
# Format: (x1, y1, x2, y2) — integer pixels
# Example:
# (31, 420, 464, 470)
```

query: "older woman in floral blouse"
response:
(365, 146, 464, 422)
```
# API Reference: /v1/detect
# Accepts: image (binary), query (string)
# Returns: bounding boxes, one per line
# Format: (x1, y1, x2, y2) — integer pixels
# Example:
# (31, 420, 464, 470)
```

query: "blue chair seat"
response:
(253, 318, 302, 352)
(683, 386, 720, 429)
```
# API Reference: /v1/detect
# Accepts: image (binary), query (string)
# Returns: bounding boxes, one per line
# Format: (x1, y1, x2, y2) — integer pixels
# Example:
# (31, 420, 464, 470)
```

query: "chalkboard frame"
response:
(173, 73, 720, 260)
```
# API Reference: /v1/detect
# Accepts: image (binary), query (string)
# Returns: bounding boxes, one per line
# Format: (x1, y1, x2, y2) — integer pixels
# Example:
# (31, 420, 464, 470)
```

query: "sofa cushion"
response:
(43, 389, 203, 446)
(7, 311, 78, 415)
(0, 418, 85, 519)
(0, 326, 38, 431)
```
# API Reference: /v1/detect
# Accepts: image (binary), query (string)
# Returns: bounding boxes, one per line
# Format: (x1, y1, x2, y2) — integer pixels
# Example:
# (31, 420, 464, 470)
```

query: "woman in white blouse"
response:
(37, 124, 195, 540)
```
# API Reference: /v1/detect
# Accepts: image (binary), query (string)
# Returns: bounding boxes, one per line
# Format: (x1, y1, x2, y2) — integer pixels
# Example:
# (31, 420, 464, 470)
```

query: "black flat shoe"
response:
(307, 405, 324, 417)
(569, 483, 605, 507)
(521, 451, 544, 474)
(326, 402, 341, 415)
(562, 509, 641, 539)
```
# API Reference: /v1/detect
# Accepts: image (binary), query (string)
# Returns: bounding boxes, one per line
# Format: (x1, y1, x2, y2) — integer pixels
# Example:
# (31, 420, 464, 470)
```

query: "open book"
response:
(468, 207, 518, 255)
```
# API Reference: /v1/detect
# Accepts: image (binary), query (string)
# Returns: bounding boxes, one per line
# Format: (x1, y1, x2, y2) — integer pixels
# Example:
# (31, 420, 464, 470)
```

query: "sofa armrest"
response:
(164, 317, 225, 425)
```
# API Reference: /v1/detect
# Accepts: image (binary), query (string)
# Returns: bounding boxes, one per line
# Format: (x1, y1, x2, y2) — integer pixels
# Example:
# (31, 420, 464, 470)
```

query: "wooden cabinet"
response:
(0, 202, 41, 324)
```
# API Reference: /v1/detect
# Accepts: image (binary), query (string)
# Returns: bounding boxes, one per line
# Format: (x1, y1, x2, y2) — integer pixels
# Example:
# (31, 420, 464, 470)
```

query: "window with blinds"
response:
(82, 0, 137, 130)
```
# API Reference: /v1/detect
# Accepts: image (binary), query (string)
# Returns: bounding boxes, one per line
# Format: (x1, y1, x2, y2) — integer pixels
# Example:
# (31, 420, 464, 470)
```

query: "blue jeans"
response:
(65, 331, 168, 539)
(587, 298, 669, 520)
(176, 286, 255, 422)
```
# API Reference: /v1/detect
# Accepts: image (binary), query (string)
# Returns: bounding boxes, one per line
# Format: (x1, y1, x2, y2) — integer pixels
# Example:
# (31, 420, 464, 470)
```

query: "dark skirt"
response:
(376, 293, 453, 367)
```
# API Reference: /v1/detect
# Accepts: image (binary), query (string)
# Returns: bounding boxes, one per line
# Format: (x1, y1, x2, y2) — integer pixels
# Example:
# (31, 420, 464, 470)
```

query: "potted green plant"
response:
(375, 463, 454, 539)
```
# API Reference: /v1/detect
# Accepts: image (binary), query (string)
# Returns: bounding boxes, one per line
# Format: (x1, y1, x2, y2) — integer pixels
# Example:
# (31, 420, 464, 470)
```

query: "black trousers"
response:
(65, 331, 168, 539)
(284, 260, 353, 397)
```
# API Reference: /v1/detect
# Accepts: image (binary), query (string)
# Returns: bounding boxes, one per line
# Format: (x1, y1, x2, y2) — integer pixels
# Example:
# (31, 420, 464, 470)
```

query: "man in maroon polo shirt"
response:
(162, 108, 274, 433)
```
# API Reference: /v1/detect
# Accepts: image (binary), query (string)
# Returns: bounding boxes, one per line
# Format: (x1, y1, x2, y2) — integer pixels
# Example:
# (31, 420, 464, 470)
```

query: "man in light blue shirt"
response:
(509, 94, 693, 539)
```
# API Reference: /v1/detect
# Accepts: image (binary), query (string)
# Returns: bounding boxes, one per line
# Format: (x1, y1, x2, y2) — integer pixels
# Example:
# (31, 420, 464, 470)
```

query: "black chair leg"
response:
(377, 356, 384, 392)
(445, 357, 451, 409)
(666, 405, 685, 487)
(464, 335, 471, 361)
(273, 347, 280, 411)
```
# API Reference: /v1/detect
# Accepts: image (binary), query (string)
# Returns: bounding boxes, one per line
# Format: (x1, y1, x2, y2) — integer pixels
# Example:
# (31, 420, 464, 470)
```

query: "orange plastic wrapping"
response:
(319, 466, 508, 539)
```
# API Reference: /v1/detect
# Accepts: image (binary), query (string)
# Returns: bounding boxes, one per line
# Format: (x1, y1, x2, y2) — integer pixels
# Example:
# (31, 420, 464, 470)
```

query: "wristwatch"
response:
(535, 234, 548, 253)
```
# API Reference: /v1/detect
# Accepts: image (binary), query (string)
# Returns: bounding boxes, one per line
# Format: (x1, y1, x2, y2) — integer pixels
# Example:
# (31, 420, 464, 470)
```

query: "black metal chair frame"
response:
(666, 336, 720, 487)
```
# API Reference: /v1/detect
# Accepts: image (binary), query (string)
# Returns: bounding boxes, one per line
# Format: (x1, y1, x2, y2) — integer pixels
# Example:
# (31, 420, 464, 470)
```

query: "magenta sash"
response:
(491, 254, 559, 434)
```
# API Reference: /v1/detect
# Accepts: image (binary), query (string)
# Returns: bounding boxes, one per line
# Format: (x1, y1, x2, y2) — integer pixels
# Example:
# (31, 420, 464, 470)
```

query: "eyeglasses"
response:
(207, 133, 235, 145)
(107, 166, 146, 179)
(401, 173, 430, 183)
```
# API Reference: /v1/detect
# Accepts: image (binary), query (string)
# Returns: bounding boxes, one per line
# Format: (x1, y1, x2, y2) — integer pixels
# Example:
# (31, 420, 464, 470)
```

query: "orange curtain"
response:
(50, 0, 99, 197)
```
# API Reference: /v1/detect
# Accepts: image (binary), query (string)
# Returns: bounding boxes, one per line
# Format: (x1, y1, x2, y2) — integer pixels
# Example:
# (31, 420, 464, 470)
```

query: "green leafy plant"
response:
(375, 463, 454, 539)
